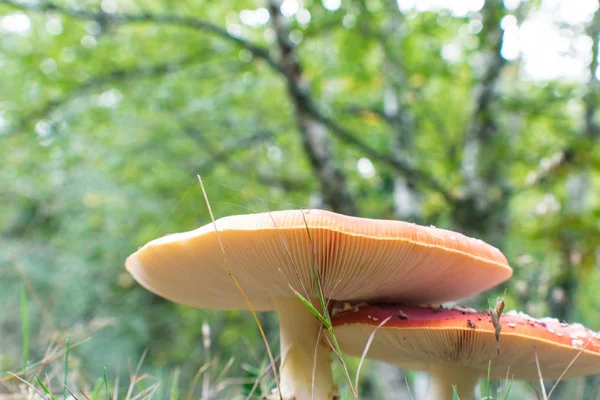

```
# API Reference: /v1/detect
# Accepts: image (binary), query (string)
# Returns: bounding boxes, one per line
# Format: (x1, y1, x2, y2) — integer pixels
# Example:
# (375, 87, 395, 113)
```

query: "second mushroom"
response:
(332, 304, 600, 400)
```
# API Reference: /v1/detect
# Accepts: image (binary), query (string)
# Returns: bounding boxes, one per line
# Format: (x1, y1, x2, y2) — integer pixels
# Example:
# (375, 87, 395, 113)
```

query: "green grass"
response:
(21, 283, 29, 367)
(453, 385, 460, 399)
(63, 336, 70, 400)
(2, 316, 595, 400)
(104, 367, 110, 400)
(34, 368, 55, 400)
(486, 360, 492, 399)
(4, 182, 597, 400)
(170, 368, 180, 400)
(4, 279, 590, 400)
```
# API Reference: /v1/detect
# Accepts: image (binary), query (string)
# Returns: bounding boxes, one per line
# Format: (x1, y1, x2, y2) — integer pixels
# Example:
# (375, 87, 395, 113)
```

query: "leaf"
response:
(33, 370, 56, 400)
(310, 261, 328, 324)
(289, 285, 331, 329)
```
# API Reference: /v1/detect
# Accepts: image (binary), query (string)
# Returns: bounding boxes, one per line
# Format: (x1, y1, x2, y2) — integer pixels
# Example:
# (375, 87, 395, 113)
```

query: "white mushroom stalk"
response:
(275, 298, 336, 400)
(427, 365, 478, 400)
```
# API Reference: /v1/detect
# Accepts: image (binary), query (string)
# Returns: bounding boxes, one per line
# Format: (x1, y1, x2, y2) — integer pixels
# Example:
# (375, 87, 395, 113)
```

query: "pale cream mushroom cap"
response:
(126, 209, 512, 310)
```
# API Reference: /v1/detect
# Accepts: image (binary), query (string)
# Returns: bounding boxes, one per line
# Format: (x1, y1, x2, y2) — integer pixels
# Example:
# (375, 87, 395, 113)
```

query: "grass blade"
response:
(75, 382, 91, 400)
(170, 368, 180, 400)
(7, 372, 47, 400)
(298, 210, 328, 319)
(298, 210, 356, 398)
(501, 377, 514, 400)
(547, 331, 600, 399)
(31, 368, 56, 400)
(486, 360, 491, 399)
(290, 286, 330, 328)
(404, 376, 415, 400)
(197, 176, 282, 400)
(1, 335, 93, 384)
(452, 385, 460, 399)
(311, 262, 327, 322)
(90, 377, 104, 400)
(104, 367, 110, 400)
(533, 346, 548, 400)
(20, 284, 29, 366)
(65, 385, 80, 400)
(262, 201, 310, 300)
(354, 316, 392, 394)
(63, 336, 70, 400)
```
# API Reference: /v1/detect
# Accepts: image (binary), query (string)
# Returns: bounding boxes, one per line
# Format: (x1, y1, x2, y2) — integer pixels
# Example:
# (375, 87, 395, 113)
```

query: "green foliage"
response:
(1, 0, 599, 398)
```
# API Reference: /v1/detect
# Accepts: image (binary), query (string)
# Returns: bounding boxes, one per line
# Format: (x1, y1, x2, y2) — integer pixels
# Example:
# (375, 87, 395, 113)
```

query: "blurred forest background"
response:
(1, 0, 600, 398)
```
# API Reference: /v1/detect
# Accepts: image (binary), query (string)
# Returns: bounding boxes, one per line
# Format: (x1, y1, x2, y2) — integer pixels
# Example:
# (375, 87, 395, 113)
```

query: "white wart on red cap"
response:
(332, 304, 600, 400)
(126, 209, 512, 400)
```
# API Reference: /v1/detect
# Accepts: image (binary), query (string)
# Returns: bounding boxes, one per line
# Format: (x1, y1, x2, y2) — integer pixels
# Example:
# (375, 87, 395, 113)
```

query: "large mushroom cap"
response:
(126, 209, 511, 311)
(332, 304, 600, 380)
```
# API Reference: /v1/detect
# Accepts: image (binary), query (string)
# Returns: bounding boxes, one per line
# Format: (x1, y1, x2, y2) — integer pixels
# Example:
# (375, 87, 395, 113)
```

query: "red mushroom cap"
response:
(332, 304, 600, 380)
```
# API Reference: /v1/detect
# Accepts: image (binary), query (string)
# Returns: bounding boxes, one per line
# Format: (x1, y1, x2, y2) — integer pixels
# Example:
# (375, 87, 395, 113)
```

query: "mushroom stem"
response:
(427, 365, 478, 400)
(275, 297, 336, 400)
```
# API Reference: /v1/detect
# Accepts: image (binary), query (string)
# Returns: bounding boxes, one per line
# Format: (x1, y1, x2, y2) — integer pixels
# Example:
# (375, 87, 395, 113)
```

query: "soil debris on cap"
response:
(396, 311, 408, 320)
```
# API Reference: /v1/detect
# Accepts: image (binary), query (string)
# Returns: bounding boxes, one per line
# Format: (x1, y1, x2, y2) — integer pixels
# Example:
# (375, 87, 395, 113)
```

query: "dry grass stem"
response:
(547, 331, 600, 399)
(534, 346, 549, 400)
(404, 376, 415, 400)
(354, 316, 392, 396)
(197, 175, 282, 399)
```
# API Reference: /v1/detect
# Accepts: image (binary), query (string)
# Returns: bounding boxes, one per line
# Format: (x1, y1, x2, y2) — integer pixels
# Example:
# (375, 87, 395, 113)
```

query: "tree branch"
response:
(0, 0, 282, 73)
(268, 0, 356, 215)
(183, 125, 311, 191)
(583, 5, 600, 141)
(186, 128, 275, 174)
(455, 0, 510, 240)
(378, 0, 422, 221)
(3, 0, 456, 204)
(5, 56, 238, 136)
(461, 1, 507, 181)
(286, 7, 455, 205)
(317, 113, 455, 204)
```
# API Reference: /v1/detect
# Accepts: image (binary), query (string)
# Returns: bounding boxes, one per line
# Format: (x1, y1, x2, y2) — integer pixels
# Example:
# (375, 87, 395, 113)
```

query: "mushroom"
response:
(331, 304, 600, 400)
(125, 209, 511, 400)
